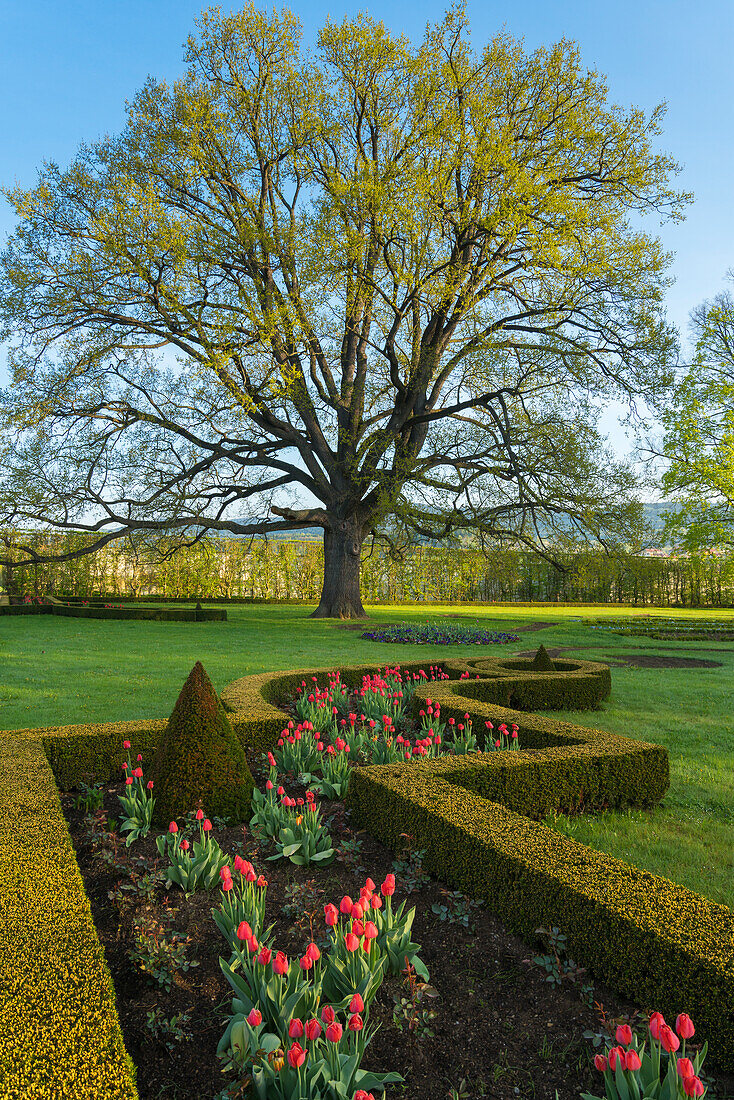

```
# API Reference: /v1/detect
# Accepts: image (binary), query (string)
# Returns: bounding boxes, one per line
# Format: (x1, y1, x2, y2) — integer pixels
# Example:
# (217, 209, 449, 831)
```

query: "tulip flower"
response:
(608, 1047, 626, 1071)
(321, 1005, 335, 1025)
(660, 1025, 680, 1053)
(179, 838, 190, 851)
(351, 902, 364, 920)
(345, 932, 360, 952)
(677, 1058, 695, 1079)
(593, 1054, 608, 1072)
(305, 1018, 322, 1041)
(247, 1008, 262, 1027)
(273, 951, 289, 975)
(370, 895, 382, 910)
(306, 942, 320, 962)
(676, 1014, 695, 1040)
(348, 1014, 364, 1032)
(616, 1024, 632, 1046)
(684, 1078, 704, 1098)
(364, 921, 378, 940)
(649, 1012, 666, 1040)
(169, 821, 178, 833)
(125, 776, 134, 785)
(195, 808, 204, 820)
(236, 921, 252, 941)
(288, 1018, 304, 1039)
(625, 1050, 642, 1071)
(326, 1021, 343, 1043)
(349, 993, 364, 1014)
(351, 920, 365, 938)
(123, 740, 131, 749)
(300, 954, 313, 971)
(340, 895, 354, 915)
(202, 819, 212, 832)
(325, 904, 338, 926)
(258, 946, 272, 966)
(364, 878, 376, 892)
(287, 1042, 306, 1069)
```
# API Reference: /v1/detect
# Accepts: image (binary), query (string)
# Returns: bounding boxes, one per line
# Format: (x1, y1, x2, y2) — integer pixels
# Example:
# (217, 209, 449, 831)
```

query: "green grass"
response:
(2, 601, 733, 908)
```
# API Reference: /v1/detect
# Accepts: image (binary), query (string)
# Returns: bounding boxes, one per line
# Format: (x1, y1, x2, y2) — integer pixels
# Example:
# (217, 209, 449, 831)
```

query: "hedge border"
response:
(1, 653, 731, 1089)
(0, 604, 226, 622)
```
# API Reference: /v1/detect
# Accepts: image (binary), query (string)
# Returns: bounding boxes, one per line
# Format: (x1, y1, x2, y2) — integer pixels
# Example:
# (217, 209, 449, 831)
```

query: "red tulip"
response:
(608, 1047, 626, 1071)
(287, 1042, 306, 1069)
(660, 1025, 680, 1053)
(364, 921, 378, 940)
(351, 920, 365, 938)
(649, 1012, 666, 1040)
(125, 777, 134, 785)
(677, 1058, 695, 1079)
(593, 1054, 608, 1072)
(348, 1013, 364, 1032)
(364, 878, 376, 892)
(266, 779, 274, 790)
(676, 1014, 695, 1040)
(321, 1005, 335, 1025)
(351, 902, 364, 920)
(340, 895, 353, 915)
(168, 821, 178, 833)
(299, 954, 313, 971)
(288, 1018, 304, 1039)
(203, 819, 212, 832)
(146, 780, 154, 790)
(349, 993, 364, 1014)
(326, 1021, 343, 1043)
(381, 875, 395, 897)
(370, 895, 382, 910)
(616, 1024, 633, 1046)
(305, 1018, 321, 1041)
(325, 904, 338, 926)
(625, 1050, 641, 1072)
(123, 740, 131, 749)
(236, 921, 252, 941)
(195, 808, 204, 820)
(273, 951, 289, 975)
(684, 1078, 704, 1098)
(179, 838, 190, 851)
(247, 1008, 262, 1027)
(258, 946, 272, 965)
(345, 932, 360, 952)
(257, 875, 268, 889)
(306, 942, 320, 962)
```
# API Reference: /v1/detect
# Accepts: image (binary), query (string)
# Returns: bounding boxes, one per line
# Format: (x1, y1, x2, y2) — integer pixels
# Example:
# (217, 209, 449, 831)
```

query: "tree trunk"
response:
(311, 515, 367, 619)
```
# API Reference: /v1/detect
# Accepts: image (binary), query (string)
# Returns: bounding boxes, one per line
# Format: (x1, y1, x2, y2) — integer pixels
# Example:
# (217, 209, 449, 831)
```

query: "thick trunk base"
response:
(311, 517, 367, 619)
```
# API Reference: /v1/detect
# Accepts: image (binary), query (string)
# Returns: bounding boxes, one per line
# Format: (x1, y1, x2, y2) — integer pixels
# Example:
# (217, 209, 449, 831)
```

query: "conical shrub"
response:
(529, 643, 556, 672)
(150, 661, 254, 825)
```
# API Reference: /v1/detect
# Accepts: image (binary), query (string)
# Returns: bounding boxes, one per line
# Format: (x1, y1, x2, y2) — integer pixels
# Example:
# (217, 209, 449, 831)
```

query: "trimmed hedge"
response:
(150, 662, 254, 825)
(2, 653, 732, 1086)
(0, 733, 137, 1098)
(0, 604, 226, 621)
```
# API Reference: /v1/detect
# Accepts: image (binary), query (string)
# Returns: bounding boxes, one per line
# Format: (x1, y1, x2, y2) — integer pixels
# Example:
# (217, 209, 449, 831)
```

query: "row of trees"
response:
(5, 532, 734, 607)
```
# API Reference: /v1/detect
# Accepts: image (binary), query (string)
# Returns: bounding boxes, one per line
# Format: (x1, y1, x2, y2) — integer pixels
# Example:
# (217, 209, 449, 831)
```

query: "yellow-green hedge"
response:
(0, 733, 137, 1099)
(2, 653, 731, 1088)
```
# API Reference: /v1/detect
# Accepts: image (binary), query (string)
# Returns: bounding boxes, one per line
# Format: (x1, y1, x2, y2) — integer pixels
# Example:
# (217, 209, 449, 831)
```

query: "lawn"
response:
(2, 601, 733, 909)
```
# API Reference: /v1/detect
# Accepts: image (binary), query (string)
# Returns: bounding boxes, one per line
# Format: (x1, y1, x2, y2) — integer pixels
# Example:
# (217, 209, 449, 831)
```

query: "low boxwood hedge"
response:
(2, 652, 732, 1090)
(0, 604, 226, 621)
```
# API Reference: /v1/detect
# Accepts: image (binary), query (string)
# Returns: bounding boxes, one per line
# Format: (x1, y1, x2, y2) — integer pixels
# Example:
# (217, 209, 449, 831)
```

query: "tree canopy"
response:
(660, 274, 734, 551)
(0, 3, 687, 615)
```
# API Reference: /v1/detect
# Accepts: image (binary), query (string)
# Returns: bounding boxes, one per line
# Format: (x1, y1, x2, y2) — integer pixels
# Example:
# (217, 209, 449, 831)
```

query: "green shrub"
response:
(149, 662, 254, 825)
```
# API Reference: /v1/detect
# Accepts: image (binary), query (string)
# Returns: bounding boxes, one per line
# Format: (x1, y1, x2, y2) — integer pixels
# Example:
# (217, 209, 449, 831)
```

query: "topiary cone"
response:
(150, 661, 254, 825)
(529, 644, 556, 672)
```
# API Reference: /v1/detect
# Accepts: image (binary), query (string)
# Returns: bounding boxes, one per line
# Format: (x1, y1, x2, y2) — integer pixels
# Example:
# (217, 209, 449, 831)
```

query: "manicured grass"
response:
(2, 601, 733, 908)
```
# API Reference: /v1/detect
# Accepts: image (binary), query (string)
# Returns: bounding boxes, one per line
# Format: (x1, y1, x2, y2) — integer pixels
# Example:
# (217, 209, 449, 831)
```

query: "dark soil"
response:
(63, 782, 731, 1100)
(606, 654, 723, 669)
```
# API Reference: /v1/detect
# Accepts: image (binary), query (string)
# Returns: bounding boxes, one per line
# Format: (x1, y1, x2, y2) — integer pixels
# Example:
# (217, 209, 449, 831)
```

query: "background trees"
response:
(0, 4, 687, 616)
(661, 273, 734, 551)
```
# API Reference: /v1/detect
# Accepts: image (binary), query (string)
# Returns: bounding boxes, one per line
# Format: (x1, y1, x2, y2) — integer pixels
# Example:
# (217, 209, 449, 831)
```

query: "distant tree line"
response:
(2, 532, 733, 607)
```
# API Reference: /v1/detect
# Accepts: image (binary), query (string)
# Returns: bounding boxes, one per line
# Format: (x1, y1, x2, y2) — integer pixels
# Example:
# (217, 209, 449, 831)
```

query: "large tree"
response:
(0, 4, 686, 616)
(659, 274, 734, 550)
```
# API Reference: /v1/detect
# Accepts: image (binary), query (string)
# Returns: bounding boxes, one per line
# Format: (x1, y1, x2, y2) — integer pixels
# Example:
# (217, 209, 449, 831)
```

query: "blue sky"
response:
(1, 0, 732, 453)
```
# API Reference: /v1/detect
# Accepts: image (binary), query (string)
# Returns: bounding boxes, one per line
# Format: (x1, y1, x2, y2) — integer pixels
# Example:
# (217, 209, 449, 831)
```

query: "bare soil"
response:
(62, 780, 731, 1100)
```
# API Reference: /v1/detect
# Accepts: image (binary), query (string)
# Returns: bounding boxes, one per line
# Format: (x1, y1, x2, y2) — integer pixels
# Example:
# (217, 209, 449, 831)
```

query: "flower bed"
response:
(360, 622, 520, 645)
(4, 654, 734, 1097)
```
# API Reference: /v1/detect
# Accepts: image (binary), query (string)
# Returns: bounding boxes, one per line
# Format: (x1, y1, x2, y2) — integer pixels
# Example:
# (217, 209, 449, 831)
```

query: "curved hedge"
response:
(2, 653, 733, 1089)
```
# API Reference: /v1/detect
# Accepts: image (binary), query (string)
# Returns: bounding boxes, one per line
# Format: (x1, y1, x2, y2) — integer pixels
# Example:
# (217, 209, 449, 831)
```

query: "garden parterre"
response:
(1, 649, 733, 1097)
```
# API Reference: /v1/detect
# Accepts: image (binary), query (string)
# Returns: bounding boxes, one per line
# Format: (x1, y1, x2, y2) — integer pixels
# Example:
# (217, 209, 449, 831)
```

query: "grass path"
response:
(1, 601, 732, 907)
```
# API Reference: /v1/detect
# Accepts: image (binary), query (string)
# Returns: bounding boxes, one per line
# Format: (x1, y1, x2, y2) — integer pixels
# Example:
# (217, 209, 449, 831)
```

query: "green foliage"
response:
(150, 662, 254, 825)
(661, 275, 734, 553)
